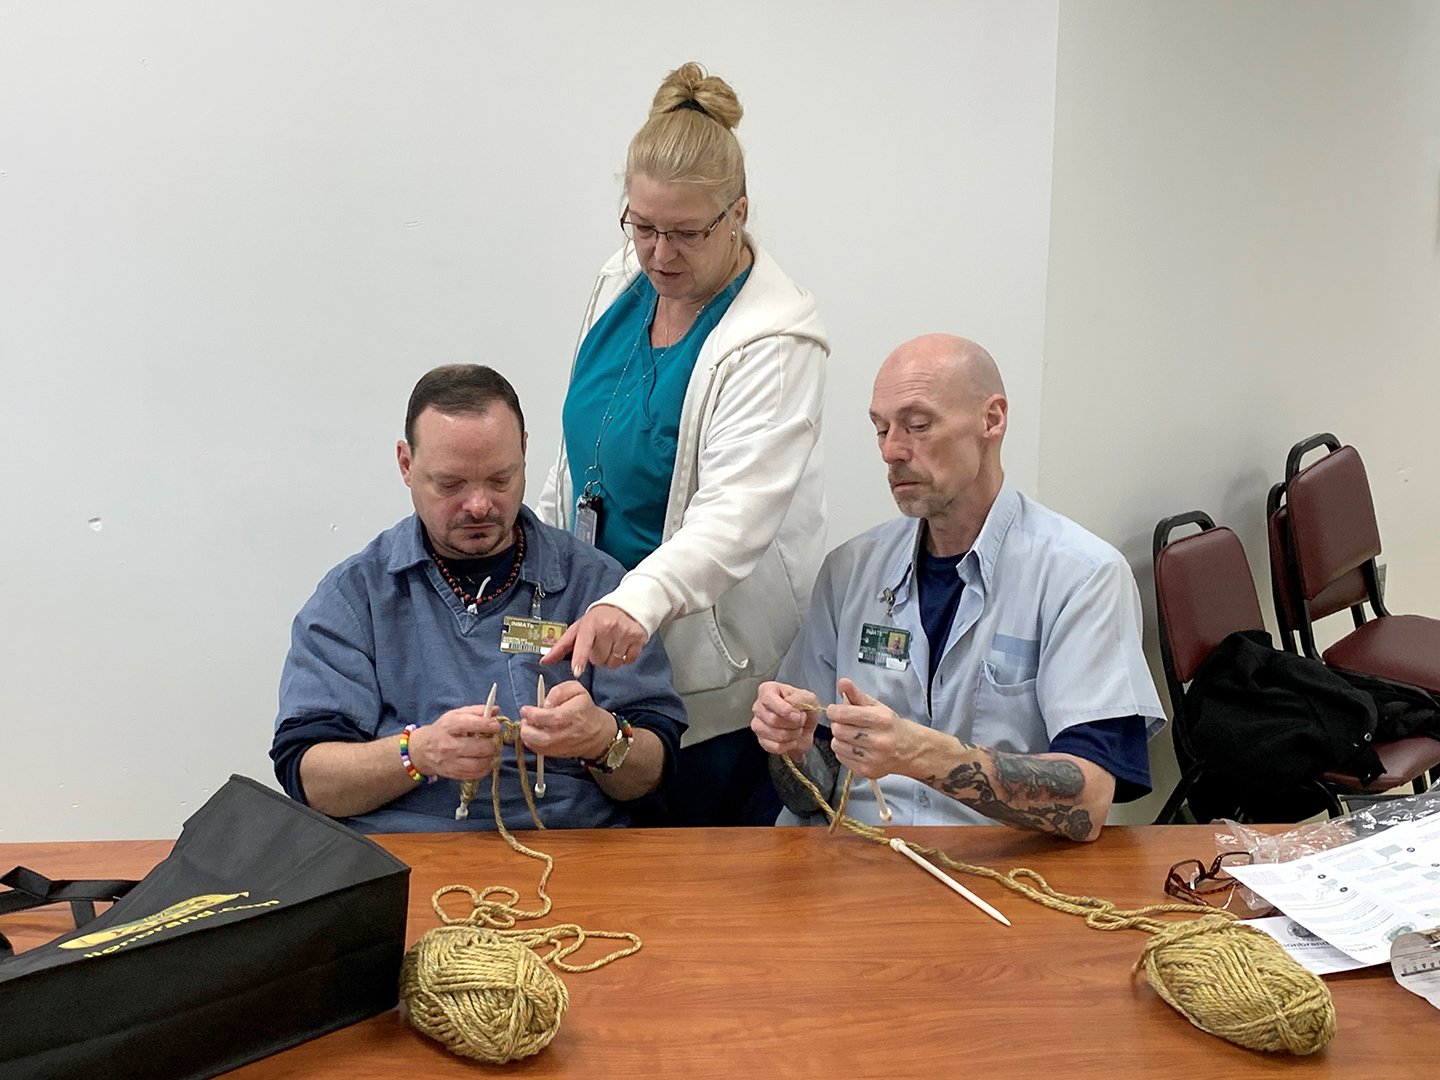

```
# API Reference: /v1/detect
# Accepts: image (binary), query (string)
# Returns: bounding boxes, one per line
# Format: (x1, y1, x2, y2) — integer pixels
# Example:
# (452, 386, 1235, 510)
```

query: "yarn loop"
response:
(784, 755, 1336, 1056)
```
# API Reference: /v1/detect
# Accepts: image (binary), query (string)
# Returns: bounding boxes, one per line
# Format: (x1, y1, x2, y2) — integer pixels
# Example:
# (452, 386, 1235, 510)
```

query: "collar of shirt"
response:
(875, 482, 1023, 611)
(382, 504, 571, 596)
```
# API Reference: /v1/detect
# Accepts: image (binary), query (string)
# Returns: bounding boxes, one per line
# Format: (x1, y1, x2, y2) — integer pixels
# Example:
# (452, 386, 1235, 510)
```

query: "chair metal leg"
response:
(1155, 766, 1203, 824)
(1311, 781, 1346, 819)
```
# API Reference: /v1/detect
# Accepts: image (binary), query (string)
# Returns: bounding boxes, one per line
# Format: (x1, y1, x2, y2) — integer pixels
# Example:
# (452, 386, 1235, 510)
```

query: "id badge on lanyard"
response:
(575, 492, 601, 547)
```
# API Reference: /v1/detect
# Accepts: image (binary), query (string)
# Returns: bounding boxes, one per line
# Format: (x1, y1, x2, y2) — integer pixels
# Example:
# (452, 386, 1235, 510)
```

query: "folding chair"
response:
(1271, 433, 1440, 692)
(1267, 433, 1440, 794)
(1152, 512, 1343, 823)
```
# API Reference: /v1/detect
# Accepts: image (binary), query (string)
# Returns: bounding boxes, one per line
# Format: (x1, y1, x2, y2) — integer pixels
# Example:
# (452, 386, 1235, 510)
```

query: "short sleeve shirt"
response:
(778, 484, 1166, 826)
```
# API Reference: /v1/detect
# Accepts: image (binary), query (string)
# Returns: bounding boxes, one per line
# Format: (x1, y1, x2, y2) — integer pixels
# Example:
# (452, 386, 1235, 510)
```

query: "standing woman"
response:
(539, 62, 829, 826)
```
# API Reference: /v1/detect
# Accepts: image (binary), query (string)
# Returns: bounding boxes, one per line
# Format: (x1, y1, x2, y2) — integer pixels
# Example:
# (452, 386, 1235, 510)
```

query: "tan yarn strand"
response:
(792, 700, 880, 832)
(400, 718, 640, 1064)
(779, 755, 1336, 1056)
(457, 715, 545, 827)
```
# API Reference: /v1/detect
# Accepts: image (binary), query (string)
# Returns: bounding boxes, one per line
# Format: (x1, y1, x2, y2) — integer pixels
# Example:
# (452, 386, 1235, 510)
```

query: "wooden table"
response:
(1, 825, 1429, 1077)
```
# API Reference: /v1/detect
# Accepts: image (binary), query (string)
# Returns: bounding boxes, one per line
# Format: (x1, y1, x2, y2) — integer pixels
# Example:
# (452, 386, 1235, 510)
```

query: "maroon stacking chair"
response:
(1267, 433, 1440, 793)
(1152, 512, 1342, 823)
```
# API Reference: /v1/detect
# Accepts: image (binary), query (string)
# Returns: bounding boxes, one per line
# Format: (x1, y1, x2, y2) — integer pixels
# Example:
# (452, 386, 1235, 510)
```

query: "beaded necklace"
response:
(432, 524, 526, 610)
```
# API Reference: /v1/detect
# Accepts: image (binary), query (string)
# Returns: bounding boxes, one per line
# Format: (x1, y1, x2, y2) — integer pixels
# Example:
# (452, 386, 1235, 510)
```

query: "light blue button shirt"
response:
(778, 484, 1166, 826)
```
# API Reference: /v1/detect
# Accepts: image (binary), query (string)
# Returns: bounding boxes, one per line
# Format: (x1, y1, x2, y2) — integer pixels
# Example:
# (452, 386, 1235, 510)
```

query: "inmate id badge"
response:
(858, 623, 911, 670)
(500, 615, 567, 656)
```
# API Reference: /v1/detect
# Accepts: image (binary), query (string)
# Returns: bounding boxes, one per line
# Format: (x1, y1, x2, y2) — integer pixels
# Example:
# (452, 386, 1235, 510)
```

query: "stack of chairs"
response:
(1151, 434, 1440, 823)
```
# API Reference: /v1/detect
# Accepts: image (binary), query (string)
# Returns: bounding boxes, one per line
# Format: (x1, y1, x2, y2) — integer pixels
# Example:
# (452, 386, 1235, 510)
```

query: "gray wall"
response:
(1043, 0, 1440, 823)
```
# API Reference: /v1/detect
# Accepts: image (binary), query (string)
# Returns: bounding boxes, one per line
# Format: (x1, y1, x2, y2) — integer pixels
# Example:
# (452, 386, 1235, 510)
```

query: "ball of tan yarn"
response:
(400, 925, 569, 1063)
(1134, 915, 1335, 1055)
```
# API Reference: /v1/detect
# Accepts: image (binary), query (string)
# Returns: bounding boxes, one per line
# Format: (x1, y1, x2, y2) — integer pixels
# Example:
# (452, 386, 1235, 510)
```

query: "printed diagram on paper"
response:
(1227, 811, 1440, 967)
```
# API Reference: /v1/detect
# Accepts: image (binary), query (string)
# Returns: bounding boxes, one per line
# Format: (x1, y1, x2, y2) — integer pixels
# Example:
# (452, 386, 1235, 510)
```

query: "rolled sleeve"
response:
(273, 579, 384, 761)
(1036, 556, 1166, 736)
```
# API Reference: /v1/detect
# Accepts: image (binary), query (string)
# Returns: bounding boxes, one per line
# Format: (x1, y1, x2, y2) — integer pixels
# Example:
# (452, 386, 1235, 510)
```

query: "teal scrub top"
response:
(563, 267, 751, 570)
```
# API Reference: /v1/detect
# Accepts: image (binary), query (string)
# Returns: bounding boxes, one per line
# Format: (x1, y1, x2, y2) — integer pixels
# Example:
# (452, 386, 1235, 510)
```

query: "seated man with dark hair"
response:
(271, 364, 686, 832)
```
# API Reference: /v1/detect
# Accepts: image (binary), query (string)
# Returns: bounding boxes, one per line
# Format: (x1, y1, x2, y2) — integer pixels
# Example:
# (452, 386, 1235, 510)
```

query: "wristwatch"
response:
(583, 715, 634, 775)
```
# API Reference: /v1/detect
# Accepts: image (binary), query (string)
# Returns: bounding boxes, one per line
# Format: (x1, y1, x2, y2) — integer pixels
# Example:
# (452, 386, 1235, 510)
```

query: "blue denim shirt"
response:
(272, 505, 687, 832)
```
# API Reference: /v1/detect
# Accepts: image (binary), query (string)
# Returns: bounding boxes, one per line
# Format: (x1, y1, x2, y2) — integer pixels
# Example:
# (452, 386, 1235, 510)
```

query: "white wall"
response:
(1, 2, 1060, 840)
(1042, 1, 1440, 823)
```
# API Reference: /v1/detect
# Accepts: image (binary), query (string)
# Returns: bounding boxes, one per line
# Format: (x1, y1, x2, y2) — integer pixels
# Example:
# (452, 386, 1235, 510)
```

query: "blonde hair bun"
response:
(649, 62, 743, 131)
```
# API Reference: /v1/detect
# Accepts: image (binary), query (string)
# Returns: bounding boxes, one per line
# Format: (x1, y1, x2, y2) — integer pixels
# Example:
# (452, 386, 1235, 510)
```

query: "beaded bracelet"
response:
(399, 723, 435, 784)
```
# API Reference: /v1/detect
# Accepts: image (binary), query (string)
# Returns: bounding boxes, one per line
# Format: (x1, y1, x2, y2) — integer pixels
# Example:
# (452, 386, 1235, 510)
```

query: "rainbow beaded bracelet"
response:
(399, 723, 436, 784)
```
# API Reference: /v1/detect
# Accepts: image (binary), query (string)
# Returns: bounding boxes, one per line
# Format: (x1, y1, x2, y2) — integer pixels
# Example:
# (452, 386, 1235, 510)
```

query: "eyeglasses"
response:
(619, 201, 735, 250)
(1163, 851, 1253, 908)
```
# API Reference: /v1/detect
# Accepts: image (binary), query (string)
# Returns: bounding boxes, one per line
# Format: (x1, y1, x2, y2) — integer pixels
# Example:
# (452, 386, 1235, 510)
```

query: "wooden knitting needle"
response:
(888, 838, 1010, 926)
(836, 685, 892, 823)
(870, 780, 892, 823)
(534, 673, 547, 798)
(455, 682, 497, 821)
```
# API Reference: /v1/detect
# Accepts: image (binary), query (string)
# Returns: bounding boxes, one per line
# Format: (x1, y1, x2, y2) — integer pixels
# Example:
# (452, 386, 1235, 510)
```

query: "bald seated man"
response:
(751, 334, 1164, 841)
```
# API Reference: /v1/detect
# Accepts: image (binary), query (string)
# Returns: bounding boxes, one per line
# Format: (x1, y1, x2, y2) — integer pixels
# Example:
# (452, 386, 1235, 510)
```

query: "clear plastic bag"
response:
(1214, 788, 1440, 911)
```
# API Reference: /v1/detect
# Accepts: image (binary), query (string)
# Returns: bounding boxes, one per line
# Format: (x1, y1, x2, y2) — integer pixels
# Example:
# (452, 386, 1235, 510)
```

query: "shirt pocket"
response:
(505, 653, 591, 705)
(972, 660, 1046, 753)
(986, 634, 1040, 685)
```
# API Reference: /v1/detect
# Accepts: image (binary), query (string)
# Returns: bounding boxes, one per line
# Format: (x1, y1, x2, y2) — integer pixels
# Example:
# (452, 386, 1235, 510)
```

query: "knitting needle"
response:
(455, 682, 497, 821)
(534, 673, 547, 798)
(871, 781, 893, 823)
(888, 838, 1010, 927)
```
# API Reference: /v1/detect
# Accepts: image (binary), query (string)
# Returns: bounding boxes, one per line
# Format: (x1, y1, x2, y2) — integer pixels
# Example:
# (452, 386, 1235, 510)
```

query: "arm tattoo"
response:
(993, 754, 1085, 799)
(768, 733, 841, 821)
(932, 755, 1093, 841)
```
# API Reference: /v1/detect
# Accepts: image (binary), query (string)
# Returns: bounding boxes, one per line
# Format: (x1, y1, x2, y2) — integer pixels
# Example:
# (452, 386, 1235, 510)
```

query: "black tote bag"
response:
(0, 775, 410, 1080)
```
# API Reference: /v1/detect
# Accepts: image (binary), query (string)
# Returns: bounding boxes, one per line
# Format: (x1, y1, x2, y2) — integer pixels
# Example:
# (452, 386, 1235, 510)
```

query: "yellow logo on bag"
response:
(58, 892, 282, 957)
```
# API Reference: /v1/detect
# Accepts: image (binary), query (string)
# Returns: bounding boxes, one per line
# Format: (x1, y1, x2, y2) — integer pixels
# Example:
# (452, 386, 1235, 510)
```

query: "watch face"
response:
(604, 732, 631, 770)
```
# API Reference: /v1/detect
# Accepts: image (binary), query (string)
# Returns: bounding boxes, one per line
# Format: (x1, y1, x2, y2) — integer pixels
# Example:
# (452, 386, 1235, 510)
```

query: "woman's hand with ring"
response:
(541, 603, 649, 676)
